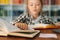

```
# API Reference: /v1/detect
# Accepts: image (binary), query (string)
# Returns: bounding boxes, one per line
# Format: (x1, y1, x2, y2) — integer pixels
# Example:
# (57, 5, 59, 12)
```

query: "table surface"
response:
(0, 29, 60, 40)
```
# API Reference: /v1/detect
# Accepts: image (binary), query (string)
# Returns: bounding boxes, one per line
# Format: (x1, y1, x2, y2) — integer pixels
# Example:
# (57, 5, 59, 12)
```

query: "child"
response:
(12, 0, 60, 30)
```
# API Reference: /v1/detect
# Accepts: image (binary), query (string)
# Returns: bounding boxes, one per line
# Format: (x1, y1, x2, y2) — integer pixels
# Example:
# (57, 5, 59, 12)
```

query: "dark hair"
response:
(39, 0, 43, 15)
(26, 0, 43, 7)
(40, 0, 43, 7)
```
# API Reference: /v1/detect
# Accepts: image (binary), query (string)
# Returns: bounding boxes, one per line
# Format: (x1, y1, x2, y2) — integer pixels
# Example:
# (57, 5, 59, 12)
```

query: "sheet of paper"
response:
(0, 18, 20, 32)
(39, 33, 57, 38)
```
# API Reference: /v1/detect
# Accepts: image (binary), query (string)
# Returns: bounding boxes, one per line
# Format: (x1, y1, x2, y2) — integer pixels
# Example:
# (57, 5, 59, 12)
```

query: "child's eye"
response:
(36, 4, 40, 6)
(30, 4, 33, 6)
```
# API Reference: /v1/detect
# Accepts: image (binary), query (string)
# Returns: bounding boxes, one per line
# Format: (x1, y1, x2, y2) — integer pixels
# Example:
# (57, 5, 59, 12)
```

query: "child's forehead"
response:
(28, 0, 40, 3)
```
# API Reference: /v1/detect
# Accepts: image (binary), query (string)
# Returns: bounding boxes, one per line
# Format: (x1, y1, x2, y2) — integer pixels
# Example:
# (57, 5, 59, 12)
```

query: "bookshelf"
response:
(42, 0, 60, 22)
(0, 0, 25, 22)
(0, 0, 60, 22)
(12, 0, 25, 20)
(0, 0, 10, 5)
(0, 0, 12, 22)
(51, 0, 60, 22)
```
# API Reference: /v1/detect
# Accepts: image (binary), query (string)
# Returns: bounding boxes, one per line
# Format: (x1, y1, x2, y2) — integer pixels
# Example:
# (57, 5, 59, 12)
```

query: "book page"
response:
(28, 24, 48, 30)
(8, 30, 40, 38)
(0, 18, 20, 33)
(0, 30, 8, 36)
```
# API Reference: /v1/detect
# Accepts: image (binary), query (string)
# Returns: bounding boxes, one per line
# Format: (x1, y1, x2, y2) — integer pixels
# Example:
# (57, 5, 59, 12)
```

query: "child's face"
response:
(27, 0, 42, 15)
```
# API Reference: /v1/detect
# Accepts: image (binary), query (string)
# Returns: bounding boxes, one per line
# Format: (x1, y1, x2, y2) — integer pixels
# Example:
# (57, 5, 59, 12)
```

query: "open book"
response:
(28, 24, 58, 30)
(0, 18, 40, 38)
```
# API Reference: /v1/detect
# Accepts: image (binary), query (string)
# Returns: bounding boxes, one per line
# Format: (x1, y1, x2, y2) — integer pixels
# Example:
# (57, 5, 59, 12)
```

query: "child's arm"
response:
(12, 13, 28, 30)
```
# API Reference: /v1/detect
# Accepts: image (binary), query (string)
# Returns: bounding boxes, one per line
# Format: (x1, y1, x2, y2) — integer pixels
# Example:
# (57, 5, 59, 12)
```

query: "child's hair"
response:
(25, 0, 43, 14)
(26, 0, 43, 6)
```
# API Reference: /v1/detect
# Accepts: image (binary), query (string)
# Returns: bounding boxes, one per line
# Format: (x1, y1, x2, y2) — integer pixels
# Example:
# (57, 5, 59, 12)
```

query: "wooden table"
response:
(0, 29, 60, 40)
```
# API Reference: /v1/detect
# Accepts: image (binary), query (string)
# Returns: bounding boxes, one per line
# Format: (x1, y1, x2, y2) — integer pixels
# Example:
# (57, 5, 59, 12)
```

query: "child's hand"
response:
(15, 23, 28, 30)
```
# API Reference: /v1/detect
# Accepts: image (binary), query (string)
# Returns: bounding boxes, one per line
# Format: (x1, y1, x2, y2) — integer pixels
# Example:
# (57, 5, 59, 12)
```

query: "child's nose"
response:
(33, 4, 36, 8)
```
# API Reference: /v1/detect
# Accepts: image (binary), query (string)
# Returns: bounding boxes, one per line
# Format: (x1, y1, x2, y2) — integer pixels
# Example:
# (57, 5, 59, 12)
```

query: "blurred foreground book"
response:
(0, 18, 40, 38)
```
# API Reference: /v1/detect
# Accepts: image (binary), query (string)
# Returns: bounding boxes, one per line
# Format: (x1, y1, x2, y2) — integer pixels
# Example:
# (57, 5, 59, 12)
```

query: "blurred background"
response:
(0, 0, 60, 22)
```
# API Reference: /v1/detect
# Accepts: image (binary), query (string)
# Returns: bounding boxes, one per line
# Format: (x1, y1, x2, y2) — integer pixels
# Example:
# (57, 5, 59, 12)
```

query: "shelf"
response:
(0, 0, 10, 5)
(12, 0, 24, 4)
(51, 5, 60, 11)
(43, 5, 50, 11)
(0, 0, 60, 22)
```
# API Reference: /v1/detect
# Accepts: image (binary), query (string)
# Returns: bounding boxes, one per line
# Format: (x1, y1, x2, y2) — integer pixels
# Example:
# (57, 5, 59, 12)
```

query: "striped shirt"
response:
(12, 13, 56, 25)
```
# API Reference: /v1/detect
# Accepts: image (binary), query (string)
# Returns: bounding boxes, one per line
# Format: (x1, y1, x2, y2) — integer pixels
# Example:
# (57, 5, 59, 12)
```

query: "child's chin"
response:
(32, 12, 38, 15)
